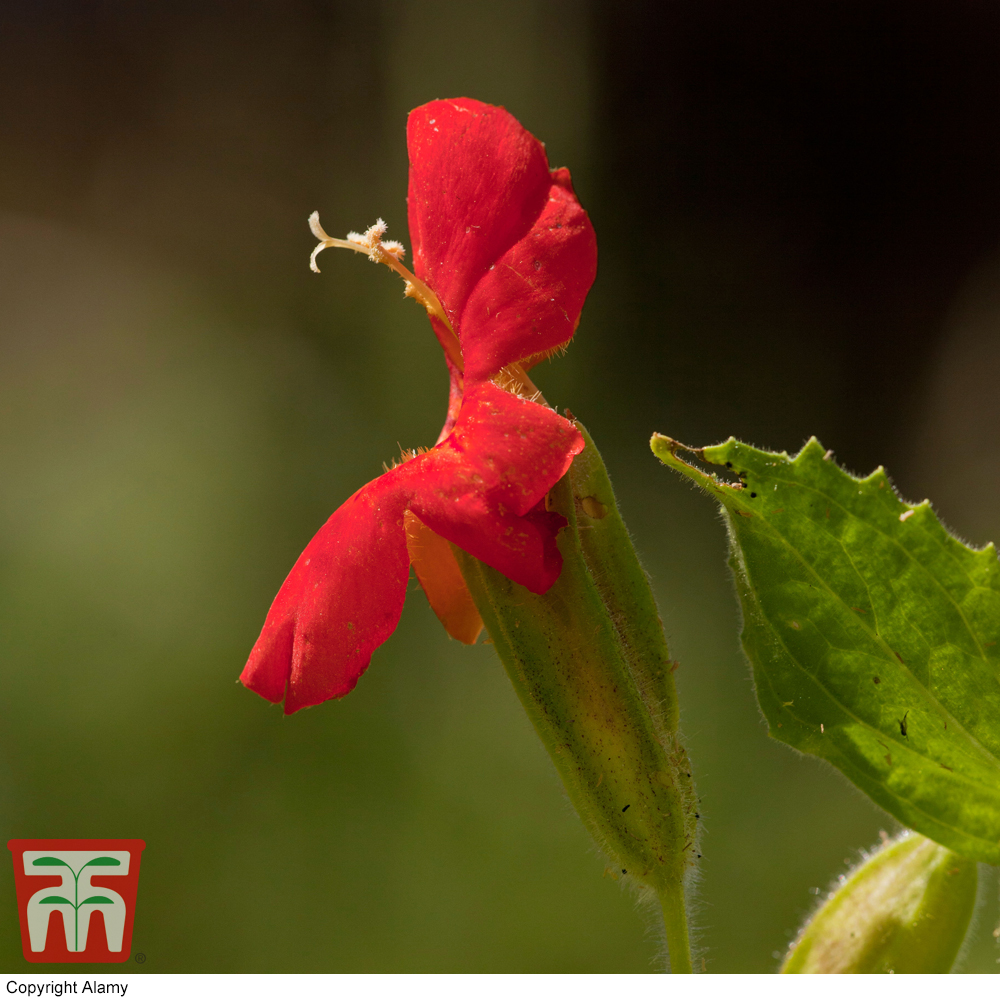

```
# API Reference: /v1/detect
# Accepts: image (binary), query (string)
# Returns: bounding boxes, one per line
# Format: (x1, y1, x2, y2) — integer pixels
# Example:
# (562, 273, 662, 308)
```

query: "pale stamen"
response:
(309, 212, 463, 372)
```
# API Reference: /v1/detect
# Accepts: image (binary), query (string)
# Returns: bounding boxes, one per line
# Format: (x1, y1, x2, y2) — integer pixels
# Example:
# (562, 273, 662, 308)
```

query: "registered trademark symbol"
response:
(134, 952, 146, 964)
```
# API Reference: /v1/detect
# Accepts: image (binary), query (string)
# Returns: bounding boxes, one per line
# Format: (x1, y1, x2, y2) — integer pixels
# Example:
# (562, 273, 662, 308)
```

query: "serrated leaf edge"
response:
(653, 432, 1000, 856)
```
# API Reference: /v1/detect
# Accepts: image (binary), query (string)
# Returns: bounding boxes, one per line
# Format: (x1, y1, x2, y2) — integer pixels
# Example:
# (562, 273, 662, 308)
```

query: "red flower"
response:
(241, 99, 597, 713)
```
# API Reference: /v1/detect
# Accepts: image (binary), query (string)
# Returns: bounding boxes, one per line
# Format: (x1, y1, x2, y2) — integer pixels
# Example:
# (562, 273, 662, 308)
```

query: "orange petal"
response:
(404, 510, 483, 644)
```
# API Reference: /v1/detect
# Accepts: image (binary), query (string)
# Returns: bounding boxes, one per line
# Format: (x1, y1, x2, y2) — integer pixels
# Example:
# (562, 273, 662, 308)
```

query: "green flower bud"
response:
(782, 832, 978, 973)
(454, 422, 697, 972)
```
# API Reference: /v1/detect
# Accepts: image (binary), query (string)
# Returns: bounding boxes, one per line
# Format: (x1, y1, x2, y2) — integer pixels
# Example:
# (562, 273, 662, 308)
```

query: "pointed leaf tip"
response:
(654, 432, 1000, 863)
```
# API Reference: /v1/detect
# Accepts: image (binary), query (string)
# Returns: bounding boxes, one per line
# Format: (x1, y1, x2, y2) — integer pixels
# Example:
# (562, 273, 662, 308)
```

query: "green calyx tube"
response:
(454, 421, 698, 972)
(782, 831, 978, 973)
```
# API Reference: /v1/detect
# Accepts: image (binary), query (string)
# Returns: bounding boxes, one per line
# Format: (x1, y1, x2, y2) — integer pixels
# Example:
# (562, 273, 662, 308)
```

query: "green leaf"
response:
(782, 832, 977, 973)
(32, 857, 69, 867)
(80, 896, 114, 905)
(652, 433, 1000, 863)
(83, 857, 120, 867)
(38, 896, 72, 905)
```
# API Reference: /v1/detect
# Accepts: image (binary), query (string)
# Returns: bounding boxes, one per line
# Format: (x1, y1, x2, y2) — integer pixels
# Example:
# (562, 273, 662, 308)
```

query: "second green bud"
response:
(782, 831, 978, 973)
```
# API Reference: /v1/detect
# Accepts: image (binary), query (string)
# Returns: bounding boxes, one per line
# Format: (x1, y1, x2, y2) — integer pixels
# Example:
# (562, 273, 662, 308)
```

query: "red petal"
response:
(407, 99, 597, 381)
(241, 383, 583, 712)
(404, 510, 483, 645)
(409, 382, 584, 592)
(441, 381, 583, 516)
(240, 479, 410, 714)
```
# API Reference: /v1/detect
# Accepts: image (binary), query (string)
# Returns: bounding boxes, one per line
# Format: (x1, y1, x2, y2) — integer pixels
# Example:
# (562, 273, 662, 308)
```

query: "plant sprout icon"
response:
(32, 856, 119, 951)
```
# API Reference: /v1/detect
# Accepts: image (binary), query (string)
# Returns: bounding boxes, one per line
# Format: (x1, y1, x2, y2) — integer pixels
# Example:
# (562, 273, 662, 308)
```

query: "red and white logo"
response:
(8, 839, 145, 963)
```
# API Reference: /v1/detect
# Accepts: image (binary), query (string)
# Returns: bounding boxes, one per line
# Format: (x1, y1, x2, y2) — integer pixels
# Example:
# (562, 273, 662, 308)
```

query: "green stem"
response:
(660, 885, 693, 973)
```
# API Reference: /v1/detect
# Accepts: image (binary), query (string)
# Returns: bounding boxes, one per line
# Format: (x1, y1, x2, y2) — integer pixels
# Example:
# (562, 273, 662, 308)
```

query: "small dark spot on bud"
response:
(695, 813, 700, 819)
(533, 260, 541, 271)
(622, 804, 630, 813)
(750, 492, 757, 498)
(725, 462, 733, 468)
(873, 676, 881, 684)
(621, 869, 627, 874)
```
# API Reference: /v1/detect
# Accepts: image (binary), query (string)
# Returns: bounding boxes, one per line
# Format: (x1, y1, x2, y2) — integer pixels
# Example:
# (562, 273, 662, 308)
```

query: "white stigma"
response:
(309, 212, 406, 273)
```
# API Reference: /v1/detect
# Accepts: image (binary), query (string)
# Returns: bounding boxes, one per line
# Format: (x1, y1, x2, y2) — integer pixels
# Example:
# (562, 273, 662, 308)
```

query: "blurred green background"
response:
(2, 0, 1000, 973)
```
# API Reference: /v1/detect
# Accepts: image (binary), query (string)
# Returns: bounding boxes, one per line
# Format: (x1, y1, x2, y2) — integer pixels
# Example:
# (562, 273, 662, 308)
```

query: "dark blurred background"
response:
(2, 0, 999, 973)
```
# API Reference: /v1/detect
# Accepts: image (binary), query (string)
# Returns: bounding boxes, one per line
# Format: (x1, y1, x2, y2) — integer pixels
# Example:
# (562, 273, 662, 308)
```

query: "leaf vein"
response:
(738, 506, 1000, 769)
